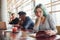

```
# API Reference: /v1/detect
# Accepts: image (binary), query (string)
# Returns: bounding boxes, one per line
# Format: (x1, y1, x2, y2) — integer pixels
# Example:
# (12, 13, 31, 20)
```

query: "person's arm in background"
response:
(21, 17, 34, 30)
(28, 22, 34, 30)
(45, 14, 57, 36)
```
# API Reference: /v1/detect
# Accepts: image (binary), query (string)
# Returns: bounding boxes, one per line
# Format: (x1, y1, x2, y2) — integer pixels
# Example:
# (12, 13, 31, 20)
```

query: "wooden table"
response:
(0, 30, 60, 40)
(4, 30, 36, 40)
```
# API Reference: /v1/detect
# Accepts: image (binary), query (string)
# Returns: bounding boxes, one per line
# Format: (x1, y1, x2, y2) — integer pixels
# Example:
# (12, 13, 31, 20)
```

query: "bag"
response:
(36, 31, 50, 38)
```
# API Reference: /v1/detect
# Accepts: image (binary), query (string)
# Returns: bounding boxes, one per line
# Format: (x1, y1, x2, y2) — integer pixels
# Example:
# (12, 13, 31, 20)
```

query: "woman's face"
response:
(35, 8, 43, 17)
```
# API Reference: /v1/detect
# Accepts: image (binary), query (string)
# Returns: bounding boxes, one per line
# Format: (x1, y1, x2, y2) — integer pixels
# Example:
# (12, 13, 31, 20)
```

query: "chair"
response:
(0, 22, 6, 30)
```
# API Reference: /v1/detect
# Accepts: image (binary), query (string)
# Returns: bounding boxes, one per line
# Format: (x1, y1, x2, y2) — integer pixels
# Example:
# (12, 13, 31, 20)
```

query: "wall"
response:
(0, 0, 1, 21)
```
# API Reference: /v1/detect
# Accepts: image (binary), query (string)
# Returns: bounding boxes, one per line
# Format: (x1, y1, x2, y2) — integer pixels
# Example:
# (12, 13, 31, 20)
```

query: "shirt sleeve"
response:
(48, 14, 57, 33)
(25, 21, 32, 29)
(23, 17, 34, 30)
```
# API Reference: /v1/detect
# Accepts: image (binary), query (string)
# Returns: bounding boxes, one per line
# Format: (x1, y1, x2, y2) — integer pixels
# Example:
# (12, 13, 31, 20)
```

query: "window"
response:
(52, 0, 60, 26)
(35, 0, 60, 26)
(17, 0, 34, 19)
(54, 12, 60, 26)
(7, 0, 60, 26)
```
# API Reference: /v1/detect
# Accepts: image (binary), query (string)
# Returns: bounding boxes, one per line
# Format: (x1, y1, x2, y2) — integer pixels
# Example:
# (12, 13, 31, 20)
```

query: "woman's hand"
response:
(45, 30, 56, 36)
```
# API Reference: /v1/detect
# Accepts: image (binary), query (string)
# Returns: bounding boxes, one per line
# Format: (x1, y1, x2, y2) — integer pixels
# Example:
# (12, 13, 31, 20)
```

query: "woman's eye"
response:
(35, 11, 38, 13)
(39, 11, 41, 13)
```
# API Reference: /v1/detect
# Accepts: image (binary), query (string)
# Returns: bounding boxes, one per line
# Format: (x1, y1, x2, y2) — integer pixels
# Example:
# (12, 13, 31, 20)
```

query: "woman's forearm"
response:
(33, 18, 41, 32)
(45, 30, 57, 36)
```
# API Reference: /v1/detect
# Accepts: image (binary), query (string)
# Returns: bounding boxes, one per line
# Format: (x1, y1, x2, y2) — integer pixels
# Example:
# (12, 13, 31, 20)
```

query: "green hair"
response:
(34, 4, 47, 17)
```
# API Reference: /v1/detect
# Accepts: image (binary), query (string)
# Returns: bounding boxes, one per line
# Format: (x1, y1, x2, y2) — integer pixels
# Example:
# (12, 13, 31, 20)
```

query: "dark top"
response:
(9, 17, 34, 30)
(9, 18, 19, 24)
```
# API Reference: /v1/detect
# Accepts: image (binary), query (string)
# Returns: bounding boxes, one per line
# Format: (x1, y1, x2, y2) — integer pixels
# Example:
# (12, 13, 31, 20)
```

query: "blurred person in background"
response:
(9, 11, 34, 31)
(18, 11, 34, 30)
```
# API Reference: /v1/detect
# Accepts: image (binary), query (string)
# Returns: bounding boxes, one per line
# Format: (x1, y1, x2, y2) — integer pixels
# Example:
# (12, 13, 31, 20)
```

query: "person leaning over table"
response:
(18, 11, 34, 30)
(9, 11, 34, 31)
(33, 4, 57, 38)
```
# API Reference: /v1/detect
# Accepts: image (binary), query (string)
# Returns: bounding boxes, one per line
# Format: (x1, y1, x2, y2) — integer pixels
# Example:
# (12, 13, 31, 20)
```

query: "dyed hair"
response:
(34, 4, 47, 17)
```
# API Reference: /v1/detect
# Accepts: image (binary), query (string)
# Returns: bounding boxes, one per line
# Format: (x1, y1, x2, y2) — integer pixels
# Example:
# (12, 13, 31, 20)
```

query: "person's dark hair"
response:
(18, 11, 26, 16)
(11, 13, 14, 15)
(34, 4, 47, 17)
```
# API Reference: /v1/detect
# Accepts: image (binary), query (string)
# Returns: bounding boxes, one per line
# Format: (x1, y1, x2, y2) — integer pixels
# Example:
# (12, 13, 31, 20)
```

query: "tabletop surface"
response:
(0, 30, 60, 40)
(4, 30, 36, 40)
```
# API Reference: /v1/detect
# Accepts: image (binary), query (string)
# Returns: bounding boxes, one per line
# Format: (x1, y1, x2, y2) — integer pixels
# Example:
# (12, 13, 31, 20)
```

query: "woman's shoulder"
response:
(46, 14, 52, 19)
(46, 14, 56, 23)
(46, 14, 51, 17)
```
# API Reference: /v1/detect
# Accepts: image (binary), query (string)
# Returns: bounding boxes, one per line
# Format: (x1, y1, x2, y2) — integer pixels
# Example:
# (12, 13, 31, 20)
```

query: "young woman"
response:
(33, 4, 57, 40)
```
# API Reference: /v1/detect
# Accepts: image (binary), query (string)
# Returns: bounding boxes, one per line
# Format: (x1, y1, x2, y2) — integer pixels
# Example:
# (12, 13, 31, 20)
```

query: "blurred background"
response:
(0, 0, 60, 34)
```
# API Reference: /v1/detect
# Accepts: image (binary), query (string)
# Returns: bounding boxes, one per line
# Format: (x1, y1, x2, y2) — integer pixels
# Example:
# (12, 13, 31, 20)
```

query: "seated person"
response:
(33, 4, 57, 40)
(18, 11, 34, 30)
(9, 11, 34, 30)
